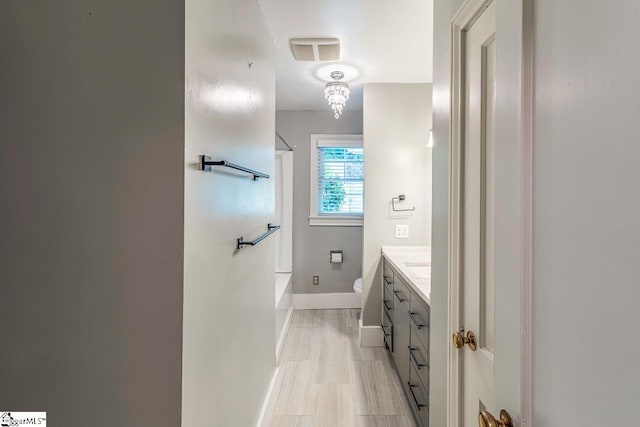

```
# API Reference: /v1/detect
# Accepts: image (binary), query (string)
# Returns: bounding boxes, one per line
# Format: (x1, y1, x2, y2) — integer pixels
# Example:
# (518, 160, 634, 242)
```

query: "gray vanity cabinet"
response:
(382, 258, 430, 427)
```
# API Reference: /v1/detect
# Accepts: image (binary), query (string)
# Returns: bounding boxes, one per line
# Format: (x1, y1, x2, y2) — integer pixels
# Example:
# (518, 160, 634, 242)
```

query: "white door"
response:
(462, 2, 498, 424)
(451, 1, 524, 426)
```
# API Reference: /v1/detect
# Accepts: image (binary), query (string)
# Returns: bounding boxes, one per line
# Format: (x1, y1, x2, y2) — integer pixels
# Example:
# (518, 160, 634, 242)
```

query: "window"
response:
(309, 134, 364, 226)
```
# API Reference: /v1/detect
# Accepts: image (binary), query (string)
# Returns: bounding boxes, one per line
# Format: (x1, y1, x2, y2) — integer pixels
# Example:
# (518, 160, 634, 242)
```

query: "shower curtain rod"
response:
(276, 132, 294, 151)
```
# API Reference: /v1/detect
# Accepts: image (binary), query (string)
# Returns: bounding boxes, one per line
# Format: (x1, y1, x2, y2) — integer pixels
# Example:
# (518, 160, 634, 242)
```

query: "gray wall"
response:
(0, 1, 184, 426)
(532, 1, 640, 424)
(182, 0, 276, 425)
(276, 110, 363, 294)
(361, 83, 432, 327)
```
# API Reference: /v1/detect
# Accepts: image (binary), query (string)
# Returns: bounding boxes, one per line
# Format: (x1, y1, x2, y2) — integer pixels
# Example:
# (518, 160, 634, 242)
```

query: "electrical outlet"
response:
(313, 275, 320, 285)
(395, 224, 409, 239)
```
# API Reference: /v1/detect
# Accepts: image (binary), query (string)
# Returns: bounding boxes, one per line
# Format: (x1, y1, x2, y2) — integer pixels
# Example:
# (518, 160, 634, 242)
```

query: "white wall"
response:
(362, 83, 432, 326)
(276, 110, 364, 294)
(0, 1, 184, 425)
(182, 0, 276, 425)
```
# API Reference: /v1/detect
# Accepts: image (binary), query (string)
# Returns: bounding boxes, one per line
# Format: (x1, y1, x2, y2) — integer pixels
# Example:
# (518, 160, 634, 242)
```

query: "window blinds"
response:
(316, 143, 364, 216)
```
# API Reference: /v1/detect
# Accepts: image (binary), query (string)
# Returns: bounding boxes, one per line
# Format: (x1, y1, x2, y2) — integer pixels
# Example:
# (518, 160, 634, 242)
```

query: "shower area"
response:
(274, 136, 294, 361)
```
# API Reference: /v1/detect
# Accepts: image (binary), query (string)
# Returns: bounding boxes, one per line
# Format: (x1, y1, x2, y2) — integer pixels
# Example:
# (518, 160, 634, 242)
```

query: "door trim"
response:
(520, 0, 534, 425)
(447, 0, 533, 426)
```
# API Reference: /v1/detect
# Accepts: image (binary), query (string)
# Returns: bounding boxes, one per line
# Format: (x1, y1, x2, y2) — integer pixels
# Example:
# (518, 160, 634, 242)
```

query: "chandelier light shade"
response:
(324, 71, 350, 119)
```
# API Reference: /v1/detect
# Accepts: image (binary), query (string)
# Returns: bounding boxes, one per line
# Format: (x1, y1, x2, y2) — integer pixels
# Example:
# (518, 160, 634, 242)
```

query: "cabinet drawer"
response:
(409, 326, 429, 389)
(383, 282, 394, 312)
(383, 260, 394, 287)
(382, 309, 393, 352)
(408, 361, 429, 427)
(393, 276, 410, 305)
(409, 294, 430, 348)
(391, 278, 410, 387)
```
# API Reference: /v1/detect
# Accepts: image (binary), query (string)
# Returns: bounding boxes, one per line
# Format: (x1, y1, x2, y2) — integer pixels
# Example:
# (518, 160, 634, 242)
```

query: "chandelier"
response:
(324, 71, 350, 119)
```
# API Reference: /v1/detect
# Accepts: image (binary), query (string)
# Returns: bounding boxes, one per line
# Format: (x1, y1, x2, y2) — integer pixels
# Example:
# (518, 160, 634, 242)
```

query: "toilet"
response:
(353, 277, 362, 294)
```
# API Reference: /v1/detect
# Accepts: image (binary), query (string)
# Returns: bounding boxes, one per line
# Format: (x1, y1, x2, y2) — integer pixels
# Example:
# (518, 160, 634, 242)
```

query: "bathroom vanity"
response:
(381, 246, 431, 427)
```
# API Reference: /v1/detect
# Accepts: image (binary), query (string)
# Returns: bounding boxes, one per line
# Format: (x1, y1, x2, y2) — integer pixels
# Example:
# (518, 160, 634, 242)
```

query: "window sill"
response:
(308, 216, 364, 227)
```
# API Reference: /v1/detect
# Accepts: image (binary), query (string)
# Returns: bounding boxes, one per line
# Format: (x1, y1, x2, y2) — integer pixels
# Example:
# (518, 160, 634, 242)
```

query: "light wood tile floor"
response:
(268, 309, 417, 427)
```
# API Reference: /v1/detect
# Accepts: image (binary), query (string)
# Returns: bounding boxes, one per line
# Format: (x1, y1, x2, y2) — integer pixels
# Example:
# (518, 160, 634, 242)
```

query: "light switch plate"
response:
(395, 224, 409, 239)
(330, 250, 343, 263)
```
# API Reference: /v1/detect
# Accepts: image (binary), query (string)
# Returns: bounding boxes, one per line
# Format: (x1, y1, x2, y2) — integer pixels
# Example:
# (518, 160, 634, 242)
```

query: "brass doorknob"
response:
(478, 409, 514, 427)
(452, 329, 477, 351)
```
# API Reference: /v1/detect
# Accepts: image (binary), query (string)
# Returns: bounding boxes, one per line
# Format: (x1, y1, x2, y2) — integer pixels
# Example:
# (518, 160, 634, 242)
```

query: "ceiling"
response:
(259, 0, 434, 111)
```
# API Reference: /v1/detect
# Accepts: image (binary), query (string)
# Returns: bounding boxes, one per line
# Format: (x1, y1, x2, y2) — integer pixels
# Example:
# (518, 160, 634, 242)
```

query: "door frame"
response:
(447, 0, 533, 426)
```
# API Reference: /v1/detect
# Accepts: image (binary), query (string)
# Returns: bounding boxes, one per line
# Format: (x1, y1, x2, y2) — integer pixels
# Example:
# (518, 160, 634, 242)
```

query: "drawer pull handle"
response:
(408, 382, 427, 410)
(409, 311, 426, 329)
(409, 346, 427, 370)
(384, 275, 393, 285)
(383, 300, 393, 311)
(393, 290, 406, 303)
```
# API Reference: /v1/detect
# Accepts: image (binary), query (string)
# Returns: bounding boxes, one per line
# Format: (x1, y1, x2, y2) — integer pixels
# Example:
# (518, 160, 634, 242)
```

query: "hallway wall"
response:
(276, 110, 364, 295)
(0, 1, 185, 425)
(531, 1, 640, 424)
(182, 0, 276, 426)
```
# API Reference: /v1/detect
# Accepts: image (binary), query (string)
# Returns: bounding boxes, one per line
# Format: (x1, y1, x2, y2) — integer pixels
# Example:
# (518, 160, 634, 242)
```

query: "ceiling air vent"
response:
(289, 38, 341, 61)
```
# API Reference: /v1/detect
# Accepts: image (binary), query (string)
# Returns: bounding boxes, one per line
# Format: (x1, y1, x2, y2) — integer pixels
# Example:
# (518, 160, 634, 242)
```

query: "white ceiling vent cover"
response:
(289, 38, 340, 61)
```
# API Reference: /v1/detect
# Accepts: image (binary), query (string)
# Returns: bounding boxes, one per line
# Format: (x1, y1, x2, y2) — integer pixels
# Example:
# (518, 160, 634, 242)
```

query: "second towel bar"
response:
(199, 155, 269, 180)
(237, 224, 280, 250)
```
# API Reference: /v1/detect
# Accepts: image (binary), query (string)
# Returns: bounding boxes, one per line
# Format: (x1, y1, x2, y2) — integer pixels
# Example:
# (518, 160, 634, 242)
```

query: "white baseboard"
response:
(275, 305, 294, 364)
(255, 366, 281, 427)
(293, 292, 361, 309)
(359, 317, 384, 347)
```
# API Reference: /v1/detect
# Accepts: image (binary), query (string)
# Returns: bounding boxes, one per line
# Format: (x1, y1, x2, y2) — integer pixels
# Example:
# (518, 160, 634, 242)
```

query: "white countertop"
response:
(382, 246, 431, 305)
